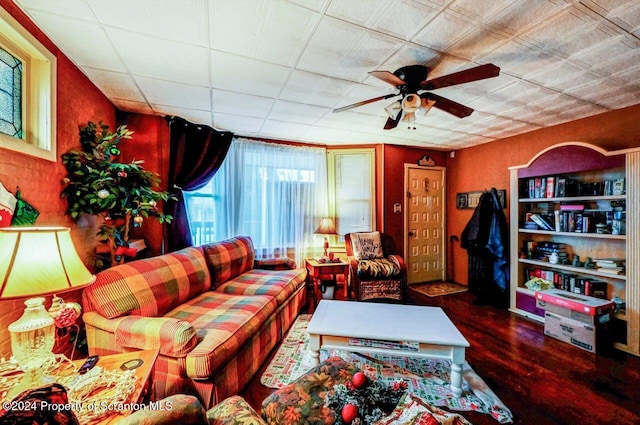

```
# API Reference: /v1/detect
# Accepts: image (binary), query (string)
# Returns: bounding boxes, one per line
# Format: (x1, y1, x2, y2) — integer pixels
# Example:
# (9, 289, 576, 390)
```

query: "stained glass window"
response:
(0, 45, 22, 139)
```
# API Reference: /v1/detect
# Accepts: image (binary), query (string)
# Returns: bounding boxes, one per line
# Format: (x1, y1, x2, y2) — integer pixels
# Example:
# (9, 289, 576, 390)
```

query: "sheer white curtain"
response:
(185, 137, 328, 266)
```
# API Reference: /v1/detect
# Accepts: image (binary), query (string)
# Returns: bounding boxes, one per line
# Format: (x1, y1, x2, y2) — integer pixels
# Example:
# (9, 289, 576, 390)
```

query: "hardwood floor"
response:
(241, 287, 640, 424)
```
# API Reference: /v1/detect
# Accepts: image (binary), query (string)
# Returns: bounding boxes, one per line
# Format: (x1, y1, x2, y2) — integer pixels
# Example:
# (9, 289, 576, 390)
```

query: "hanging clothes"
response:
(461, 188, 509, 307)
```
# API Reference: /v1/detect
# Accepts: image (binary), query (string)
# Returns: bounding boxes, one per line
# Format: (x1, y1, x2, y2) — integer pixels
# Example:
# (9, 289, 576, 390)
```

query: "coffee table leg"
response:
(308, 333, 320, 366)
(450, 362, 463, 397)
(450, 347, 465, 397)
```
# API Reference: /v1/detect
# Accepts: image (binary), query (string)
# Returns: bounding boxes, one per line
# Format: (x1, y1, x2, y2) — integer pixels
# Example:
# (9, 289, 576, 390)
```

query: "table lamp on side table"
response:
(314, 217, 337, 262)
(0, 227, 96, 400)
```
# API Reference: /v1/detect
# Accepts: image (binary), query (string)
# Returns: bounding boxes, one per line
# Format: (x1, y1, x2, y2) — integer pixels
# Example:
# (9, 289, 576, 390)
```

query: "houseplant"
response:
(61, 121, 173, 269)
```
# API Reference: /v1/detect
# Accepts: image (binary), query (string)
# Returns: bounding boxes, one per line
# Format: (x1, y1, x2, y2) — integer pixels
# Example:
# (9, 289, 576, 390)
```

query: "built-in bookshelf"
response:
(509, 143, 640, 356)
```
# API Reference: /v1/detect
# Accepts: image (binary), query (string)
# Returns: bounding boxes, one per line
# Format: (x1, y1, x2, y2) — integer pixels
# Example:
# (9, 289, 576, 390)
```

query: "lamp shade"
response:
(0, 227, 96, 299)
(314, 217, 337, 235)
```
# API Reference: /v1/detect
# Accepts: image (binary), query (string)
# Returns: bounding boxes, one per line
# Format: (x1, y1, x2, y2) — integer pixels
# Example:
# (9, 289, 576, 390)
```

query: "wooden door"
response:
(405, 166, 446, 284)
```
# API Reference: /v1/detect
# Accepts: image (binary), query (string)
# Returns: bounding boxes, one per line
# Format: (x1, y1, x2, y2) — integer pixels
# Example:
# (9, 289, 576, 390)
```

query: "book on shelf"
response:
(560, 204, 585, 211)
(530, 213, 554, 231)
(555, 177, 566, 197)
(545, 177, 555, 198)
(594, 258, 625, 267)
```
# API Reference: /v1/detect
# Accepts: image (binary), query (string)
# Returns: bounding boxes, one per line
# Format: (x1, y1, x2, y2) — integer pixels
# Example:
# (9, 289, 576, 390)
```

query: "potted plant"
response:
(61, 121, 174, 269)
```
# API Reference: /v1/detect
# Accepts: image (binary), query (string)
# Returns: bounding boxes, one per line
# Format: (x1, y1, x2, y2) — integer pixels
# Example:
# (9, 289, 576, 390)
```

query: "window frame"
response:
(0, 7, 56, 162)
(327, 147, 376, 239)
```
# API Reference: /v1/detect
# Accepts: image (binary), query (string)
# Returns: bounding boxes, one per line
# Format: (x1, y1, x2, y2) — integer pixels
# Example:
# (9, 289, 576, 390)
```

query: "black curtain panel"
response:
(165, 116, 233, 252)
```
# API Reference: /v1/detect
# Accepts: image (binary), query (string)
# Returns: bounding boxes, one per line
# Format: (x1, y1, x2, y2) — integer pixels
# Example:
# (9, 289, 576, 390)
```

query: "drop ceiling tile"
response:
(325, 0, 388, 26)
(489, 0, 569, 34)
(15, 0, 95, 20)
(135, 77, 211, 110)
(598, 91, 640, 109)
(368, 0, 440, 40)
(303, 125, 353, 144)
(551, 23, 621, 58)
(280, 71, 353, 107)
(213, 113, 265, 135)
(83, 68, 145, 102)
(268, 100, 329, 124)
(88, 0, 209, 46)
(522, 8, 597, 50)
(211, 90, 275, 118)
(24, 11, 127, 72)
(380, 43, 441, 73)
(449, 0, 514, 22)
(413, 11, 476, 52)
(107, 27, 209, 86)
(210, 0, 319, 67)
(154, 106, 213, 128)
(448, 26, 509, 61)
(210, 51, 290, 98)
(261, 120, 313, 140)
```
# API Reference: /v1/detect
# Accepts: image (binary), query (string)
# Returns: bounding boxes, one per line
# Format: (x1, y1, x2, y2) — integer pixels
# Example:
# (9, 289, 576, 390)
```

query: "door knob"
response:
(408, 231, 415, 236)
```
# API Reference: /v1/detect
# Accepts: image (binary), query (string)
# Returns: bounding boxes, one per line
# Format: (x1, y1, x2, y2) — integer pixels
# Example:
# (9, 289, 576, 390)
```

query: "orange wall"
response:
(447, 104, 640, 285)
(0, 1, 116, 356)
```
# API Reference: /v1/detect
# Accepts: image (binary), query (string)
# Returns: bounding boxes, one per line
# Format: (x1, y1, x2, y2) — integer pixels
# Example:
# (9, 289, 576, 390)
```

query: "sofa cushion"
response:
(165, 291, 277, 379)
(83, 247, 210, 319)
(114, 316, 198, 357)
(351, 231, 384, 260)
(203, 236, 256, 288)
(215, 268, 307, 304)
(356, 257, 402, 279)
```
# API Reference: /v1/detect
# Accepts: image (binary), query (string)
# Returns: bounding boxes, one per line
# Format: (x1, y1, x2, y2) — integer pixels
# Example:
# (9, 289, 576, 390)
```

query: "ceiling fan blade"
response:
(422, 93, 474, 118)
(369, 70, 407, 87)
(420, 63, 500, 90)
(333, 93, 397, 113)
(383, 110, 402, 130)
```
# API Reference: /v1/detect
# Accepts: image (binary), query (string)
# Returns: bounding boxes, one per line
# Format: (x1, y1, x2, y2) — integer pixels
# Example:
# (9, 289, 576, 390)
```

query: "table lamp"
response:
(314, 217, 337, 261)
(0, 227, 96, 399)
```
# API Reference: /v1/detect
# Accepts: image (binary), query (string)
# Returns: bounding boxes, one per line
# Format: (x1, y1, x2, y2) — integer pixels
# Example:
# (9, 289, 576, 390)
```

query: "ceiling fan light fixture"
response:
(402, 94, 421, 112)
(418, 98, 436, 116)
(384, 100, 401, 118)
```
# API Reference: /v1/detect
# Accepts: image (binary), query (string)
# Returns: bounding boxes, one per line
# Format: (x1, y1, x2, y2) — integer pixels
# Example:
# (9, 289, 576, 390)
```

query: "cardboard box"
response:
(544, 311, 610, 354)
(536, 299, 611, 326)
(535, 289, 615, 316)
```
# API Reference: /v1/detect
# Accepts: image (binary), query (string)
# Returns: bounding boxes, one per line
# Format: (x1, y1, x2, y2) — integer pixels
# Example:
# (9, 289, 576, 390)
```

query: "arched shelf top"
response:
(508, 142, 637, 178)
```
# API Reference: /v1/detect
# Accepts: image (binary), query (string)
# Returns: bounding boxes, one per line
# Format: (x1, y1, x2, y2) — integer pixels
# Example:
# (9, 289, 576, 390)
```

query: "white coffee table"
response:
(306, 300, 470, 397)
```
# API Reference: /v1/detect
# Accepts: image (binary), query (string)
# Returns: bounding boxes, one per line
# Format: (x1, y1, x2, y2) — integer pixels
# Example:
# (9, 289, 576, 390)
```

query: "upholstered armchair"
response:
(345, 231, 407, 302)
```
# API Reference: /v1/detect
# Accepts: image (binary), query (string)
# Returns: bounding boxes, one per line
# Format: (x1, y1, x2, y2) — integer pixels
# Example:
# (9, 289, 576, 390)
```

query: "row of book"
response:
(525, 209, 619, 234)
(523, 241, 569, 262)
(522, 176, 625, 199)
(524, 267, 608, 299)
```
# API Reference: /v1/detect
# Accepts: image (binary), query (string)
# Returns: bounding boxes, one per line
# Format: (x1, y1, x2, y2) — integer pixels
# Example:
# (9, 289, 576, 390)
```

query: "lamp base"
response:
(6, 367, 53, 400)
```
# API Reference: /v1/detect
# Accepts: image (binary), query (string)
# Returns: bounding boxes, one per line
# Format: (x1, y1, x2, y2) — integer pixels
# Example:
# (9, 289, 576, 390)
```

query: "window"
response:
(0, 7, 56, 161)
(184, 138, 328, 265)
(328, 148, 375, 235)
(0, 46, 22, 138)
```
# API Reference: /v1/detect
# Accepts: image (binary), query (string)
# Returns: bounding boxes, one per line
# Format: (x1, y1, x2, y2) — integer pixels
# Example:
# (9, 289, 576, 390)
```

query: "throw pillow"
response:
(351, 231, 384, 260)
(0, 182, 16, 228)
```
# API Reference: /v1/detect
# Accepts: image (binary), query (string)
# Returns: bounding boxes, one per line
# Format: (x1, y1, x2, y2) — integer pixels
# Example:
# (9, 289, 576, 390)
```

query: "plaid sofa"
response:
(82, 236, 307, 409)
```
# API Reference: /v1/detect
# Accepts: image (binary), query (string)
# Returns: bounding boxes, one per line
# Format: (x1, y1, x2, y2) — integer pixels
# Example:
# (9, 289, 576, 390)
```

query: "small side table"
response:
(305, 258, 350, 304)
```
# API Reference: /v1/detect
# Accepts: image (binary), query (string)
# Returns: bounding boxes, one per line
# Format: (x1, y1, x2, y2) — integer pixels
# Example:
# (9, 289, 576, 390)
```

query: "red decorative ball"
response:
(352, 371, 368, 389)
(341, 403, 358, 423)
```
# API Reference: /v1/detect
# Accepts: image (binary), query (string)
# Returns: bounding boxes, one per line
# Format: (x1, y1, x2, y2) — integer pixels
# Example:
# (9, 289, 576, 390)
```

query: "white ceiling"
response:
(13, 0, 640, 149)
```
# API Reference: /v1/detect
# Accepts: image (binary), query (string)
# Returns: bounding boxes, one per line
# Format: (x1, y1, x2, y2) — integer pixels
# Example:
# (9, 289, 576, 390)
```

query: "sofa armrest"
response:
(83, 311, 123, 333)
(114, 316, 198, 358)
(254, 257, 296, 270)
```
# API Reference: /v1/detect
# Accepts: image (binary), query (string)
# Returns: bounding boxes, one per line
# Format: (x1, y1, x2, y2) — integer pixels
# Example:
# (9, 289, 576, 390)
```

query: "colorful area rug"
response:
(409, 282, 468, 297)
(261, 314, 513, 424)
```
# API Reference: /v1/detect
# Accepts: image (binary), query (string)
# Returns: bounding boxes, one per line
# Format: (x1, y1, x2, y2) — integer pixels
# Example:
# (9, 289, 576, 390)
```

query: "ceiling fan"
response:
(333, 63, 500, 130)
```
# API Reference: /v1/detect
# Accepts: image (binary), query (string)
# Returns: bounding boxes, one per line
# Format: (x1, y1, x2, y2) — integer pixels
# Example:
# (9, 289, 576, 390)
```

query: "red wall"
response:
(0, 1, 116, 356)
(446, 104, 640, 285)
(382, 145, 447, 252)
